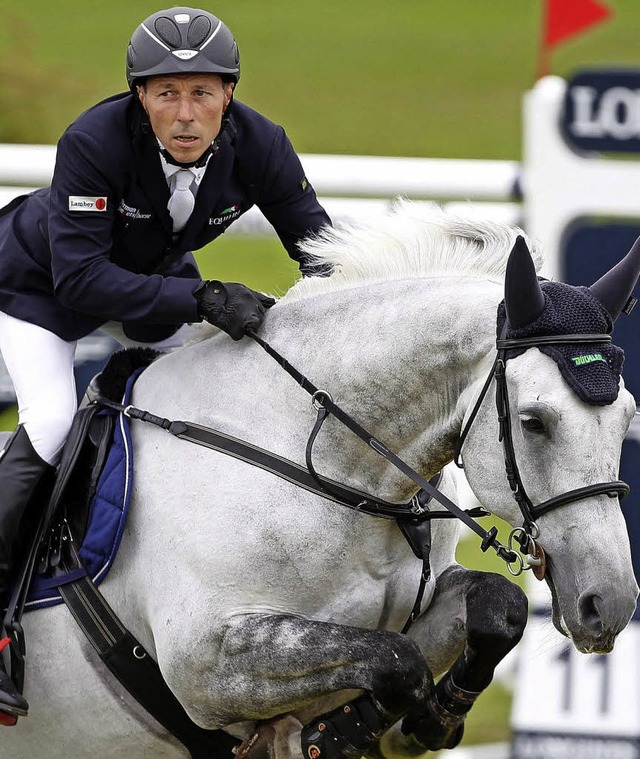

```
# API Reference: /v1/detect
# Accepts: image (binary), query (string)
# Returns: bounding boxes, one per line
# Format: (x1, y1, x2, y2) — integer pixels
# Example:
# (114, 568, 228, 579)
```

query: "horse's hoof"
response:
(234, 723, 277, 759)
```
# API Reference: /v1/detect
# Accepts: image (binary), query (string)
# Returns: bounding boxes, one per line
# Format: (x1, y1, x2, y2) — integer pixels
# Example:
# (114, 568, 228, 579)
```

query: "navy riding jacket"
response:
(0, 92, 331, 341)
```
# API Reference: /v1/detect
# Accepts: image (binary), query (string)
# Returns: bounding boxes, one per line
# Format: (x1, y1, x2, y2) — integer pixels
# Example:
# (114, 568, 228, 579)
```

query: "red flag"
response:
(543, 0, 613, 48)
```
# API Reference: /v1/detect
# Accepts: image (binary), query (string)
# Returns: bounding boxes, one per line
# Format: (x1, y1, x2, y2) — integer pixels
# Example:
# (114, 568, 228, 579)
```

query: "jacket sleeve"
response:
(254, 126, 332, 273)
(48, 128, 200, 324)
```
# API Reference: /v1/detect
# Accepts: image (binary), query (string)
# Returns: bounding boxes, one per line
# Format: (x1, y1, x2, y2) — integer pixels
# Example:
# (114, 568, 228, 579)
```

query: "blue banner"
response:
(562, 69, 640, 154)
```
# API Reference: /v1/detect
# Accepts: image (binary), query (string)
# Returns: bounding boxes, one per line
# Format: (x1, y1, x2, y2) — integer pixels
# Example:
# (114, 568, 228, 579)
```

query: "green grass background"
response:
(0, 0, 636, 749)
(2, 0, 639, 294)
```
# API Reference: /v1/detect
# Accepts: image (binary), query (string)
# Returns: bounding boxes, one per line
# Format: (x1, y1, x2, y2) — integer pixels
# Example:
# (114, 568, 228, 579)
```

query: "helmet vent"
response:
(154, 17, 183, 49)
(187, 15, 212, 48)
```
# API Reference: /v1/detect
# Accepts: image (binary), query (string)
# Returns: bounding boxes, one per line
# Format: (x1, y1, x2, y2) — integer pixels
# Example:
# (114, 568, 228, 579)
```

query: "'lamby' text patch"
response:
(69, 196, 107, 212)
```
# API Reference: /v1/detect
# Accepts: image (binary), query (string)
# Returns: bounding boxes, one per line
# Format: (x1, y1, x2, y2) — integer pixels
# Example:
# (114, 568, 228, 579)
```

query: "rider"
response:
(0, 6, 331, 719)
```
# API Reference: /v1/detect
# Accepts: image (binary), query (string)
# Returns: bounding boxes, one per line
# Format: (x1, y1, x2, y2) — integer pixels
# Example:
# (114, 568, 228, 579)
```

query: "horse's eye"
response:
(521, 417, 546, 434)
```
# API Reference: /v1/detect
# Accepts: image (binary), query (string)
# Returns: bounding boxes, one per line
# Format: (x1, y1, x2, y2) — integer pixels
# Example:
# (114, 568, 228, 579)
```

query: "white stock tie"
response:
(167, 169, 196, 234)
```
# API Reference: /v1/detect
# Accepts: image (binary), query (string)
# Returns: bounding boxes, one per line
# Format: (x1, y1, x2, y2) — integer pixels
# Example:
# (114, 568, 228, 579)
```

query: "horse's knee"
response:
(370, 633, 433, 715)
(465, 574, 528, 655)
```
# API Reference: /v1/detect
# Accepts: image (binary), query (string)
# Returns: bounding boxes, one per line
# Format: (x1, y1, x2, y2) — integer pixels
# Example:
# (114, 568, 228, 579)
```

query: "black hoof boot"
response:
(401, 672, 479, 751)
(0, 639, 28, 724)
(301, 694, 386, 759)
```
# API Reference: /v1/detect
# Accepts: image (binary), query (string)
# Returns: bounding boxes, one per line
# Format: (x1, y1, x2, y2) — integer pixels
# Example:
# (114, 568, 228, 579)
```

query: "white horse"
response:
(6, 202, 639, 758)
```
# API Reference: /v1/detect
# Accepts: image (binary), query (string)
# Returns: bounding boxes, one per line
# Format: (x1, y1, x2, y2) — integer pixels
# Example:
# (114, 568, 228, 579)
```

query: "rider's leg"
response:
(0, 312, 77, 717)
(99, 320, 203, 351)
(81, 322, 202, 405)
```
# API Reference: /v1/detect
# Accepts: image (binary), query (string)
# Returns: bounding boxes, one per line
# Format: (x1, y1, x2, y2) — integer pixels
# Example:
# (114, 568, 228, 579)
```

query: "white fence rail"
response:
(0, 143, 521, 198)
(0, 143, 523, 232)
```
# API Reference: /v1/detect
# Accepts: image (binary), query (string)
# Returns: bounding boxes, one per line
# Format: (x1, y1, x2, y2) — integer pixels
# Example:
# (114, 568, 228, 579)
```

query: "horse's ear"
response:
(589, 236, 640, 322)
(504, 235, 545, 329)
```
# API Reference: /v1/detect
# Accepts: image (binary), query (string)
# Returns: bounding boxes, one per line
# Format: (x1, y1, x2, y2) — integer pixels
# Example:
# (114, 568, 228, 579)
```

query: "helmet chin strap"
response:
(155, 101, 233, 169)
(157, 141, 217, 169)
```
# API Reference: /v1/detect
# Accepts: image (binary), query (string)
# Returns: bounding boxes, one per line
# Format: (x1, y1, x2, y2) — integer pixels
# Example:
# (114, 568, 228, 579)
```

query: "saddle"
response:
(13, 347, 158, 614)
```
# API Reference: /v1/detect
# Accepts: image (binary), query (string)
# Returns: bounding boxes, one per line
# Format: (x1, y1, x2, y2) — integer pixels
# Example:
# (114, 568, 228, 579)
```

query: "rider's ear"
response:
(136, 84, 147, 112)
(589, 236, 640, 322)
(503, 236, 545, 330)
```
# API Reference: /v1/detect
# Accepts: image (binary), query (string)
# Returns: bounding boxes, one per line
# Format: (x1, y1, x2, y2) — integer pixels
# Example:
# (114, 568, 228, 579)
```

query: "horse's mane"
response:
(282, 201, 544, 303)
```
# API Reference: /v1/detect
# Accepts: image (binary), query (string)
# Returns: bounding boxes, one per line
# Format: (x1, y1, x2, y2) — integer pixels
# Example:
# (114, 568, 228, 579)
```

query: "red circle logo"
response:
(95, 198, 106, 210)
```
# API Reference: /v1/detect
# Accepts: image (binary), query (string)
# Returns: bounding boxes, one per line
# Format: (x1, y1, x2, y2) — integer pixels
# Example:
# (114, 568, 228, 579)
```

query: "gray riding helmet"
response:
(126, 7, 240, 91)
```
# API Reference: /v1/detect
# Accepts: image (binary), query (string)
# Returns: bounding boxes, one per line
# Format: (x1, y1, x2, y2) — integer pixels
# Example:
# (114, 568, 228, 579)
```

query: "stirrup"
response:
(0, 638, 28, 724)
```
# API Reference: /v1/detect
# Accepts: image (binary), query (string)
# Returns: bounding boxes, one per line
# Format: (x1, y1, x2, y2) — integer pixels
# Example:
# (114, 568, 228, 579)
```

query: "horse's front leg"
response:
(205, 614, 433, 759)
(377, 564, 528, 757)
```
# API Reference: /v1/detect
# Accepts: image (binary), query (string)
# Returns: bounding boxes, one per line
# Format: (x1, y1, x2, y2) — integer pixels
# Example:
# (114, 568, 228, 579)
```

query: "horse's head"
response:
(461, 235, 640, 653)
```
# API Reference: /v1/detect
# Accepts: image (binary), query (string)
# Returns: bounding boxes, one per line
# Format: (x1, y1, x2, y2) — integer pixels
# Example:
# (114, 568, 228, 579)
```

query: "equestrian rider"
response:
(0, 6, 331, 720)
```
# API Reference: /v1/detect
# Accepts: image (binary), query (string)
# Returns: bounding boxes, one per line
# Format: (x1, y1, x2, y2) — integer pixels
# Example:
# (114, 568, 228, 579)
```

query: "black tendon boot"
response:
(301, 695, 387, 759)
(0, 425, 55, 722)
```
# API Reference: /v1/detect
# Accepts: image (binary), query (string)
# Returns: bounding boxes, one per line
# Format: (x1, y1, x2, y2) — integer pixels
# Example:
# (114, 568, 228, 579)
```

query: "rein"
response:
(244, 330, 516, 564)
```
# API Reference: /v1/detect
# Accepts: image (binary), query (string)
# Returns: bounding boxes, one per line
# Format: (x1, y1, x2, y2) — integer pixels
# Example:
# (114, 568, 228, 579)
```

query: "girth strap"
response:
(6, 402, 239, 757)
(57, 539, 239, 759)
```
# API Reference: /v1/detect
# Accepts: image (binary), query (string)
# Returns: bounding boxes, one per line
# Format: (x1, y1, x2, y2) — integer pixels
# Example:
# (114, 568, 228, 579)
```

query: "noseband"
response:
(454, 331, 629, 575)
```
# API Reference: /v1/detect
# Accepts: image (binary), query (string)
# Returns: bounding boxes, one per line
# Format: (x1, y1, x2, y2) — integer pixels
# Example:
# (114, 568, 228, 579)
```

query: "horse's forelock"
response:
(284, 201, 544, 303)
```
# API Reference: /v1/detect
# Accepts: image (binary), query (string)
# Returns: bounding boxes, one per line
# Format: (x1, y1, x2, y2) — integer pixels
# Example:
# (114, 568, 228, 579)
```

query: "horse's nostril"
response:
(577, 592, 604, 635)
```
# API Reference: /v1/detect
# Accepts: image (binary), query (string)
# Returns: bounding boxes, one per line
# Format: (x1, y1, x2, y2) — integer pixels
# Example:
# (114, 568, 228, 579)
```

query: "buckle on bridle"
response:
(507, 525, 544, 578)
(311, 390, 333, 410)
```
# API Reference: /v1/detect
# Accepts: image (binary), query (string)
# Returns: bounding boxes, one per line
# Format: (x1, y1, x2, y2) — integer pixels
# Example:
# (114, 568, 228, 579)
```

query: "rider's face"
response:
(138, 73, 234, 163)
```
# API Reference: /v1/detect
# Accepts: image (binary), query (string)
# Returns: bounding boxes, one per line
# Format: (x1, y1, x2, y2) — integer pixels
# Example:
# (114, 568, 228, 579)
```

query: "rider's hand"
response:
(193, 280, 276, 340)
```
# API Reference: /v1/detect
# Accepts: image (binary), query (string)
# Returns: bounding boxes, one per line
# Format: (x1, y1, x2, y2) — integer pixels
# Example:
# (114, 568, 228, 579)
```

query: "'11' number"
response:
(555, 644, 610, 714)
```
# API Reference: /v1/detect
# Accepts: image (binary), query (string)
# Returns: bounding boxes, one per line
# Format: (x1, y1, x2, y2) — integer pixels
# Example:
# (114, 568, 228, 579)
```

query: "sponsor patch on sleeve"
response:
(69, 196, 108, 212)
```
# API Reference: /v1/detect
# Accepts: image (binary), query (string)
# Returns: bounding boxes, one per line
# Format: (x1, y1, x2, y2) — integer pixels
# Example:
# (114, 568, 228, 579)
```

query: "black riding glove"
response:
(193, 280, 276, 340)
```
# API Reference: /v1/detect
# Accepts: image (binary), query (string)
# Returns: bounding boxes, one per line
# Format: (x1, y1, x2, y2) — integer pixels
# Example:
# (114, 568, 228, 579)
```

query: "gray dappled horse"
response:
(6, 203, 640, 758)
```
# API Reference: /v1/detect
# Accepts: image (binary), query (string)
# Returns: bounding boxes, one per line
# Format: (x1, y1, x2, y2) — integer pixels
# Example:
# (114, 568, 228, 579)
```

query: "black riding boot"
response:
(0, 425, 54, 720)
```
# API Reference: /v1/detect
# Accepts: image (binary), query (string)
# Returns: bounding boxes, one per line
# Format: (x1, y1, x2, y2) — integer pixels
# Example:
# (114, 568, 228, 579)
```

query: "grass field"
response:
(3, 0, 638, 293)
(2, 1, 640, 158)
(0, 0, 635, 751)
(2, 0, 639, 293)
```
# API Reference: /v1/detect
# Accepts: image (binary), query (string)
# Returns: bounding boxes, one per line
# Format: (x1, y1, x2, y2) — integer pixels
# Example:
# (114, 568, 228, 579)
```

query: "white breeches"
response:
(0, 312, 77, 464)
(0, 313, 200, 465)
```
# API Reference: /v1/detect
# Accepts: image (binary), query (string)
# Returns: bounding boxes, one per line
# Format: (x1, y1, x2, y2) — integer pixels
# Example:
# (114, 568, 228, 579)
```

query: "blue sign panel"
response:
(562, 221, 640, 618)
(562, 69, 640, 153)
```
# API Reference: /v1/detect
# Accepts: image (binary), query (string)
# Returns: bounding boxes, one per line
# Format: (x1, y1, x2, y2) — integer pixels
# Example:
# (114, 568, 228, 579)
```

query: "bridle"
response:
(454, 330, 629, 576)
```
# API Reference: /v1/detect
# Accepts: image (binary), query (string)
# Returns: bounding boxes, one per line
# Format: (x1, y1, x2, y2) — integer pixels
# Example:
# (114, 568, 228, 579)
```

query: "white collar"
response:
(157, 140, 210, 185)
